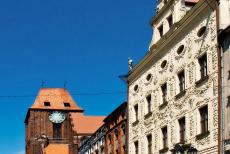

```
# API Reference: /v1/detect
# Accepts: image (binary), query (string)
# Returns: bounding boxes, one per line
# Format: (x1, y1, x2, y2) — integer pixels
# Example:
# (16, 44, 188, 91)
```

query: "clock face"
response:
(49, 111, 66, 124)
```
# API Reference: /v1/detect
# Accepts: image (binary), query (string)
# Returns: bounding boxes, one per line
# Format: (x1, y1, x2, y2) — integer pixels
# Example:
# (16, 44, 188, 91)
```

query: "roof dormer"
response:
(149, 0, 199, 48)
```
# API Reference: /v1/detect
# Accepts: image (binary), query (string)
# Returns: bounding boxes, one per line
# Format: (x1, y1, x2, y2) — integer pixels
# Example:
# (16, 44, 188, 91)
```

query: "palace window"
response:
(177, 45, 185, 55)
(134, 104, 138, 121)
(53, 123, 62, 139)
(162, 127, 168, 148)
(158, 24, 163, 37)
(146, 73, 152, 81)
(227, 96, 230, 107)
(147, 134, 152, 154)
(197, 26, 206, 37)
(161, 83, 167, 104)
(178, 70, 185, 92)
(228, 70, 230, 80)
(179, 117, 186, 143)
(134, 141, 138, 154)
(200, 106, 208, 134)
(198, 53, 208, 79)
(167, 14, 173, 28)
(146, 94, 152, 113)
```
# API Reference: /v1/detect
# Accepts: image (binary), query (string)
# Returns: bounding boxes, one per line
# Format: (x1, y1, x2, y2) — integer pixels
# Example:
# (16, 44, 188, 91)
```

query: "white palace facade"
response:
(127, 0, 222, 153)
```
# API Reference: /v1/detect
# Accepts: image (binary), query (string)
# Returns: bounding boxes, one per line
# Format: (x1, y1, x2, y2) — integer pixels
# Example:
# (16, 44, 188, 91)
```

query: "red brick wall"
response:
(25, 110, 77, 154)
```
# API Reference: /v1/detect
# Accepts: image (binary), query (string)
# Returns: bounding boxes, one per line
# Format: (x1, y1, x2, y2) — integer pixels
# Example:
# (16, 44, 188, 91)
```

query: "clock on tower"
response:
(25, 88, 83, 154)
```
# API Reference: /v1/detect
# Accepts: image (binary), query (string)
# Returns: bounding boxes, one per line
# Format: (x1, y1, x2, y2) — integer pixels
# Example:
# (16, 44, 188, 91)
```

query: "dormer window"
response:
(44, 102, 51, 106)
(158, 25, 163, 37)
(167, 14, 173, 28)
(64, 102, 70, 107)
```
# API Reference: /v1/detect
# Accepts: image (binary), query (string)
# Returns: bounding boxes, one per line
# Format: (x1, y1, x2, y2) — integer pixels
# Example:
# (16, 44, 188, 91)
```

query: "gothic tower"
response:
(25, 88, 83, 154)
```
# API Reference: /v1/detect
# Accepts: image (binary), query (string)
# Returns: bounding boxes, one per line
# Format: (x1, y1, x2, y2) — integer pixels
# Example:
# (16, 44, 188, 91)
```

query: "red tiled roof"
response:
(44, 144, 69, 154)
(30, 88, 83, 111)
(70, 113, 105, 134)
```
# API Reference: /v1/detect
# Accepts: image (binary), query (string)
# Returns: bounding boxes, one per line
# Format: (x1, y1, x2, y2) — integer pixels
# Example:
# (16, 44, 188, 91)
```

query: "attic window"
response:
(161, 60, 167, 68)
(44, 102, 51, 106)
(64, 102, 70, 107)
(177, 45, 185, 55)
(134, 85, 139, 92)
(158, 24, 163, 37)
(197, 26, 206, 37)
(167, 14, 173, 28)
(146, 74, 152, 81)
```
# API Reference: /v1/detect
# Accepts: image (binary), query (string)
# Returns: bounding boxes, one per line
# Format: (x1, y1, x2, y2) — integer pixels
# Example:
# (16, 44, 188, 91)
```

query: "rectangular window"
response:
(123, 145, 126, 153)
(134, 104, 138, 121)
(162, 127, 168, 148)
(167, 14, 173, 28)
(147, 134, 152, 154)
(178, 70, 185, 92)
(44, 102, 50, 106)
(64, 102, 70, 107)
(53, 123, 62, 139)
(228, 70, 230, 80)
(179, 117, 186, 143)
(134, 141, 138, 154)
(200, 106, 208, 134)
(199, 54, 208, 79)
(158, 24, 163, 37)
(227, 96, 230, 107)
(161, 83, 167, 104)
(146, 94, 152, 113)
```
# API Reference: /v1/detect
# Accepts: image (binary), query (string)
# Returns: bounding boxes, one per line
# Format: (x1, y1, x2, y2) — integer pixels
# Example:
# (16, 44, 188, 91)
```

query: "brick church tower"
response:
(25, 88, 83, 154)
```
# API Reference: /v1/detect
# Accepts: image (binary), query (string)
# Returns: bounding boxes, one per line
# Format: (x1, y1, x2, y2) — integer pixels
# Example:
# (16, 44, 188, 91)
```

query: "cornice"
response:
(128, 0, 217, 85)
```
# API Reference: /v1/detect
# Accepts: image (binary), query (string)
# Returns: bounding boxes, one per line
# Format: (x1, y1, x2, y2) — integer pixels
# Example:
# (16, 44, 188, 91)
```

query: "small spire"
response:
(41, 81, 45, 88)
(64, 81, 67, 89)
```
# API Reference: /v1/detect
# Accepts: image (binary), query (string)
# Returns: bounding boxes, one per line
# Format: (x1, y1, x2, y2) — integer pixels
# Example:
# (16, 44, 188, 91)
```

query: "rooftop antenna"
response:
(64, 81, 67, 89)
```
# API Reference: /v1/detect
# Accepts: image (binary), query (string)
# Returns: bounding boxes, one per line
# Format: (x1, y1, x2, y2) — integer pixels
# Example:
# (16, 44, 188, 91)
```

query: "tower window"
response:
(44, 102, 51, 106)
(64, 102, 70, 107)
(167, 14, 173, 28)
(53, 123, 62, 139)
(198, 53, 208, 79)
(158, 24, 163, 37)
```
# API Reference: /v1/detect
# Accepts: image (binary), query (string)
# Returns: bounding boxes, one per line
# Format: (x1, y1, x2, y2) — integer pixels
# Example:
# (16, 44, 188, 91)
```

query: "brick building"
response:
(25, 88, 105, 154)
(104, 102, 127, 154)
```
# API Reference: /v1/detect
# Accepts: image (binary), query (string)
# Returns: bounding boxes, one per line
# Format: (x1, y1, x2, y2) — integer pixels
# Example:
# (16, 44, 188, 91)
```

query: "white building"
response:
(127, 0, 222, 153)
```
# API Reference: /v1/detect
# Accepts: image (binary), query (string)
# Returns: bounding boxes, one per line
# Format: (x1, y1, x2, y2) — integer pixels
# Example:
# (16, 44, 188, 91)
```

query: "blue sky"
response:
(0, 0, 155, 153)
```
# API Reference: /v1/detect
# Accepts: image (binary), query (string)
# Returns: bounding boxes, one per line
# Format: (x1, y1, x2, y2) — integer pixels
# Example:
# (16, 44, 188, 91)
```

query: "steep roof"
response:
(70, 112, 105, 135)
(44, 144, 69, 154)
(30, 88, 83, 111)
